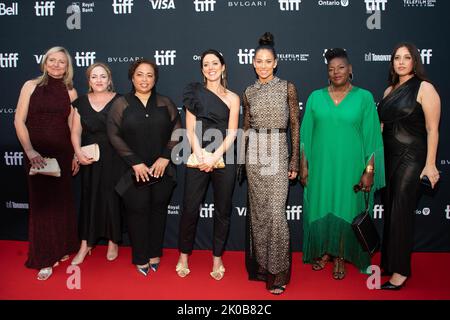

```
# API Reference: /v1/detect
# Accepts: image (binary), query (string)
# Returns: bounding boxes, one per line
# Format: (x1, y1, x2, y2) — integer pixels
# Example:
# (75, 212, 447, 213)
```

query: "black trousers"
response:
(179, 164, 236, 257)
(122, 176, 175, 265)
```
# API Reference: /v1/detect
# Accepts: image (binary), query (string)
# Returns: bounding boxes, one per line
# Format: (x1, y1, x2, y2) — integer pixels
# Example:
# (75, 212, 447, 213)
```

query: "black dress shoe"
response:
(380, 280, 405, 290)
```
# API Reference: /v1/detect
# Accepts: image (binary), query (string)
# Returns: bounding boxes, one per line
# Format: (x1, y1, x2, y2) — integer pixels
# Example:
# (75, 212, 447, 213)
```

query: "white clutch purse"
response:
(81, 143, 100, 161)
(187, 149, 225, 169)
(29, 158, 61, 177)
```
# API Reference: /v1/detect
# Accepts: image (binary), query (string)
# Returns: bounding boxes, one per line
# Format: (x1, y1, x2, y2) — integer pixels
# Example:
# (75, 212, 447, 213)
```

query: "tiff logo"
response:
(445, 205, 450, 220)
(420, 49, 432, 65)
(0, 2, 18, 15)
(4, 152, 23, 166)
(193, 0, 216, 12)
(66, 3, 81, 30)
(74, 51, 96, 67)
(112, 0, 133, 14)
(35, 1, 55, 16)
(279, 0, 301, 11)
(0, 53, 19, 68)
(373, 204, 384, 219)
(286, 205, 302, 220)
(150, 0, 175, 9)
(154, 50, 176, 66)
(237, 49, 255, 64)
(200, 203, 214, 218)
(365, 0, 387, 11)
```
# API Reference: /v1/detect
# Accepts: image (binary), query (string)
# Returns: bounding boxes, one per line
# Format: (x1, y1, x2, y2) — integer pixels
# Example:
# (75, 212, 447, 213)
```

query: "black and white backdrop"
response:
(1, 0, 449, 252)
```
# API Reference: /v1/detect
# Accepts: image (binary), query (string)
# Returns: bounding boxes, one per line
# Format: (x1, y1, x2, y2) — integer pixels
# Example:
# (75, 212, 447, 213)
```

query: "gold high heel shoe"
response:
(210, 265, 225, 281)
(176, 262, 190, 278)
(71, 248, 92, 265)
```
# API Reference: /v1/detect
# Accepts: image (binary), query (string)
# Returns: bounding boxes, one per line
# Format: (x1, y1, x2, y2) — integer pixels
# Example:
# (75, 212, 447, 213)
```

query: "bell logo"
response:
(0, 53, 19, 68)
(112, 0, 133, 14)
(34, 1, 55, 16)
(279, 0, 302, 11)
(154, 50, 176, 66)
(0, 2, 18, 16)
(237, 49, 255, 65)
(420, 49, 432, 65)
(150, 0, 175, 9)
(74, 52, 96, 67)
(193, 0, 216, 12)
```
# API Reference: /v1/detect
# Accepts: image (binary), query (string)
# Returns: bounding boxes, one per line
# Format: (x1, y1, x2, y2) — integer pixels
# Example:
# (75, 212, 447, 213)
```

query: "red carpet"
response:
(1, 240, 449, 300)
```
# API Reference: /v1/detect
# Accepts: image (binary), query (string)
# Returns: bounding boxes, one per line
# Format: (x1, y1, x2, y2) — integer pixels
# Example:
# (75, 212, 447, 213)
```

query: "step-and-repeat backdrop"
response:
(1, 0, 449, 252)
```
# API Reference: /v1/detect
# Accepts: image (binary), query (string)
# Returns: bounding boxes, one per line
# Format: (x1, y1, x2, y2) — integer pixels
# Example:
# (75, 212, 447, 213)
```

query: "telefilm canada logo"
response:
(403, 0, 436, 7)
(34, 1, 55, 16)
(0, 2, 18, 15)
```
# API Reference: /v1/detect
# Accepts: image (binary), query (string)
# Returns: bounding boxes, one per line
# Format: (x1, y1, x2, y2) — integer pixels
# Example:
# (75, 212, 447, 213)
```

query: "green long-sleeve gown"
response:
(300, 86, 385, 272)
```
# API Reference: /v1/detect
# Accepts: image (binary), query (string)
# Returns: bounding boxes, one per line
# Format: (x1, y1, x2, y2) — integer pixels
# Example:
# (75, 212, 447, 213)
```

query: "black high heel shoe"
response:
(150, 263, 159, 272)
(380, 279, 407, 290)
(136, 264, 150, 276)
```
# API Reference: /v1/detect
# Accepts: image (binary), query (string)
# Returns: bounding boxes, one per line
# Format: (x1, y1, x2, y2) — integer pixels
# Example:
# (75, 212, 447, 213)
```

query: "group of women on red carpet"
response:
(15, 34, 440, 295)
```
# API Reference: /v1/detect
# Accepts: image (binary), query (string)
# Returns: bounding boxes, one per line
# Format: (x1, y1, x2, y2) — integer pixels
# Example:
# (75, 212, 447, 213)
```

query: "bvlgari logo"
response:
(227, 1, 267, 7)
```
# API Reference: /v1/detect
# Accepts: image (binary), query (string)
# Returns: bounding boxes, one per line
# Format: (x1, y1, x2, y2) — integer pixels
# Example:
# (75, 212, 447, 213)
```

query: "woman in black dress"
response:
(71, 62, 123, 265)
(176, 49, 240, 280)
(378, 43, 441, 290)
(108, 59, 181, 276)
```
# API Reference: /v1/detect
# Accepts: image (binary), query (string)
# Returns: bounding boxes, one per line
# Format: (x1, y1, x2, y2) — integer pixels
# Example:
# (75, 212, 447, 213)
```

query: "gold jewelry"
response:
(329, 82, 352, 104)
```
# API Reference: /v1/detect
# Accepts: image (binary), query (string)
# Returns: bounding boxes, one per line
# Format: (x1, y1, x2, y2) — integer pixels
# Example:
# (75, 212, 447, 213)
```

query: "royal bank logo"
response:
(365, 0, 388, 30)
(112, 0, 133, 14)
(364, 52, 391, 62)
(279, 0, 302, 11)
(237, 49, 255, 65)
(4, 152, 23, 166)
(107, 56, 144, 64)
(34, 1, 55, 16)
(66, 2, 95, 30)
(0, 53, 19, 68)
(74, 51, 96, 67)
(193, 0, 216, 12)
(6, 201, 29, 209)
(228, 1, 267, 7)
(420, 49, 432, 64)
(403, 0, 436, 7)
(168, 204, 180, 215)
(149, 0, 175, 9)
(318, 0, 349, 6)
(154, 50, 176, 66)
(277, 52, 309, 62)
(0, 2, 18, 15)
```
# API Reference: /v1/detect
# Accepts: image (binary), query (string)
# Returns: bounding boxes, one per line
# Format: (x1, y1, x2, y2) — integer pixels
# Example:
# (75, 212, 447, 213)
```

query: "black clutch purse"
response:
(132, 172, 161, 188)
(351, 192, 380, 255)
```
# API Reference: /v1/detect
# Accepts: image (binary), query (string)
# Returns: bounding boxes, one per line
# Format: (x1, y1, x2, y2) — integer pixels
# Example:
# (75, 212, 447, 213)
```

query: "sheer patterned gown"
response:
(242, 77, 299, 289)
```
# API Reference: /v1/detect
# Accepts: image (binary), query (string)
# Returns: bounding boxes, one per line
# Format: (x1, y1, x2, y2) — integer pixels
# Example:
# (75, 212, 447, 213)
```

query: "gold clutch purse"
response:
(29, 158, 61, 177)
(81, 143, 100, 161)
(187, 149, 225, 169)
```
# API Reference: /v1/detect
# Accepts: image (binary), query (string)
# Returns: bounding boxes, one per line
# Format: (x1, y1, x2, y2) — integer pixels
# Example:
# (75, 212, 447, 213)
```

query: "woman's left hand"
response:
(72, 157, 80, 176)
(198, 154, 216, 172)
(358, 172, 374, 193)
(288, 171, 298, 180)
(420, 165, 440, 189)
(149, 157, 170, 178)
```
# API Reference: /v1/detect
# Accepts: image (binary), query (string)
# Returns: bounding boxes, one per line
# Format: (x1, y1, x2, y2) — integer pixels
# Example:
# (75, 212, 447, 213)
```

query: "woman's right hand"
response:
(300, 166, 308, 186)
(75, 151, 95, 166)
(26, 149, 46, 169)
(132, 163, 151, 182)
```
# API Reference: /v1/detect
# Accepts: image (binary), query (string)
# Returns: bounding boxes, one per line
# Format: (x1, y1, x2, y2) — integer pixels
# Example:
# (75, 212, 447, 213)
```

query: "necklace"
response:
(329, 83, 352, 104)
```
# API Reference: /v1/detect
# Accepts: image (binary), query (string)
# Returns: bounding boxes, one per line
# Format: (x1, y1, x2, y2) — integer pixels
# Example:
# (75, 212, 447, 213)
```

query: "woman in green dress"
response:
(300, 48, 385, 279)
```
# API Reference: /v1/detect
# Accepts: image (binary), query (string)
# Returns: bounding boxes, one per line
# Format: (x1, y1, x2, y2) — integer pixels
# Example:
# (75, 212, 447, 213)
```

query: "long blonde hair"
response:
(35, 46, 74, 89)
